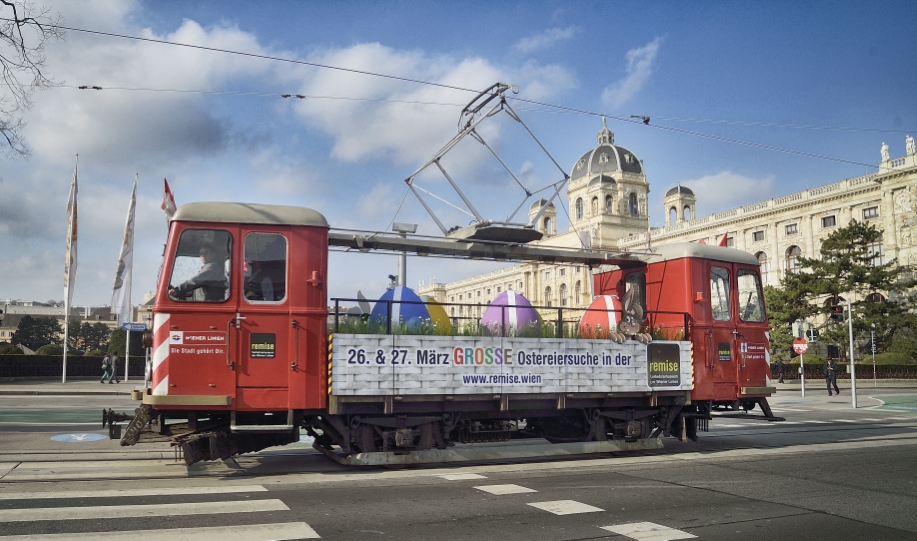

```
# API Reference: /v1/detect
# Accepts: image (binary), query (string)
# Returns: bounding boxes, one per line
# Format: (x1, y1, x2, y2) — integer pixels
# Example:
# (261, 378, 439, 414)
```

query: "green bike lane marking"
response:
(872, 395, 917, 413)
(0, 409, 134, 424)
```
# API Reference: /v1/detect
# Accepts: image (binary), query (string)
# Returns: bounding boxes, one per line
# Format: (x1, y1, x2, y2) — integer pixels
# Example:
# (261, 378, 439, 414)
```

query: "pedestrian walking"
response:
(825, 357, 840, 396)
(777, 359, 785, 384)
(100, 353, 112, 383)
(109, 353, 121, 384)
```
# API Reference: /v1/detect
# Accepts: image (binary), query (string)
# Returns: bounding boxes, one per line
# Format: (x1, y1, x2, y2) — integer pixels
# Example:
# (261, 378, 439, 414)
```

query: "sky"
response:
(1, 0, 915, 309)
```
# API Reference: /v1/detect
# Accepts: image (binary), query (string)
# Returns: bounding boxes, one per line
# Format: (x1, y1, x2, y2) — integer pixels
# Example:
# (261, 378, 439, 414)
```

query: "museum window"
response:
(669, 207, 677, 224)
(863, 206, 879, 220)
(560, 283, 568, 306)
(575, 198, 584, 220)
(867, 292, 886, 303)
(868, 238, 885, 267)
(756, 252, 769, 284)
(821, 215, 836, 228)
(725, 236, 735, 248)
(629, 193, 639, 217)
(559, 268, 565, 277)
(605, 195, 613, 211)
(591, 197, 598, 216)
(752, 230, 765, 242)
(544, 286, 553, 308)
(574, 281, 581, 306)
(684, 206, 692, 221)
(543, 217, 552, 235)
(786, 245, 802, 274)
(785, 223, 798, 235)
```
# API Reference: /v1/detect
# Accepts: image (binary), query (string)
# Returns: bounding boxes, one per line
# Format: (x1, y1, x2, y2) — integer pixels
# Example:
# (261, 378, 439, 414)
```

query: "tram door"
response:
(707, 264, 739, 400)
(233, 228, 293, 408)
(735, 268, 769, 392)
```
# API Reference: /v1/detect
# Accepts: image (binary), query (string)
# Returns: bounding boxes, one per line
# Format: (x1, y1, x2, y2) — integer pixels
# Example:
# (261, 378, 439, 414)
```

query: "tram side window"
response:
(710, 266, 731, 321)
(622, 272, 647, 322)
(737, 270, 765, 322)
(168, 229, 231, 302)
(244, 233, 287, 303)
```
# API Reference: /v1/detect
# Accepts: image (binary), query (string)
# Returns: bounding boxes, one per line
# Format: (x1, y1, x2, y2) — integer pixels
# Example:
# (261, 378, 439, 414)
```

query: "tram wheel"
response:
(357, 424, 378, 453)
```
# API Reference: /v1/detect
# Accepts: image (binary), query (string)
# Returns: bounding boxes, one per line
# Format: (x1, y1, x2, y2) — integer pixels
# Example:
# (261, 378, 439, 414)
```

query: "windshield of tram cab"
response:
(622, 272, 647, 323)
(244, 232, 288, 303)
(737, 269, 765, 322)
(168, 229, 232, 302)
(710, 266, 731, 321)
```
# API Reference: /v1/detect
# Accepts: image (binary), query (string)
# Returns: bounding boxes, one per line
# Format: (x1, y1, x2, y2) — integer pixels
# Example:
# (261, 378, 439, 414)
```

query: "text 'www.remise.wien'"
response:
(461, 374, 544, 386)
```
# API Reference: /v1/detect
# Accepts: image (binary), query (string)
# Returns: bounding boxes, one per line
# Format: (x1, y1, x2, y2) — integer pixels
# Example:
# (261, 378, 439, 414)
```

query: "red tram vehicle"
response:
(106, 201, 777, 466)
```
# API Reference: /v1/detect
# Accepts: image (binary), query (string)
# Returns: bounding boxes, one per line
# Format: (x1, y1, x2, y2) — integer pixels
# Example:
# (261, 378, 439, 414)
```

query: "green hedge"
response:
(772, 362, 917, 380)
(0, 354, 145, 378)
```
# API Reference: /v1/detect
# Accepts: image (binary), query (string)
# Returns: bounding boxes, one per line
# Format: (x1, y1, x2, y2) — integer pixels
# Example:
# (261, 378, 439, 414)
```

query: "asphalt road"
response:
(1, 387, 916, 540)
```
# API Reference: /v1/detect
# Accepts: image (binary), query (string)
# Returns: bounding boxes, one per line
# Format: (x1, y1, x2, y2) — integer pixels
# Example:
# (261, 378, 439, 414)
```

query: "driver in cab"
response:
(169, 245, 226, 301)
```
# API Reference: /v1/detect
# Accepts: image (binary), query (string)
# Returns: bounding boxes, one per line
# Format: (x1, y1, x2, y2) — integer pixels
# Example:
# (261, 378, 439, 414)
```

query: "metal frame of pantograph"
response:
(403, 82, 570, 240)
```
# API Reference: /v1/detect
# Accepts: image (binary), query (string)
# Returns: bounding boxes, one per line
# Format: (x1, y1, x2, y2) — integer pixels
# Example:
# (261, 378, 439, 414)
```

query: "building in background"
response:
(419, 126, 917, 317)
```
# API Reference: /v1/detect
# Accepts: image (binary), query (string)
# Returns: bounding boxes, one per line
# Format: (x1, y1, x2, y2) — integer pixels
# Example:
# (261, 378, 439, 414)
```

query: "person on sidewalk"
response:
(109, 353, 121, 384)
(777, 359, 785, 384)
(100, 353, 112, 383)
(825, 357, 840, 396)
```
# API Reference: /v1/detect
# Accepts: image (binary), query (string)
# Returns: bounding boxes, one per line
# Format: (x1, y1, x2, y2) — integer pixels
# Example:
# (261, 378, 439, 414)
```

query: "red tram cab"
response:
(142, 203, 329, 455)
(594, 243, 775, 414)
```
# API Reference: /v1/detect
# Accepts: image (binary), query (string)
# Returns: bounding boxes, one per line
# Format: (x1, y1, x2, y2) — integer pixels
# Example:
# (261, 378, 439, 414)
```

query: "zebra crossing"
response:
(0, 484, 320, 540)
(712, 414, 914, 429)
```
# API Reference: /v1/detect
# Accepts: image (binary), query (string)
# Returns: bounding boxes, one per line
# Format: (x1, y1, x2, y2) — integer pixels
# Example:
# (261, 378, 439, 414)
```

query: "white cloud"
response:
(513, 27, 578, 54)
(601, 37, 663, 109)
(682, 171, 778, 217)
(291, 43, 576, 167)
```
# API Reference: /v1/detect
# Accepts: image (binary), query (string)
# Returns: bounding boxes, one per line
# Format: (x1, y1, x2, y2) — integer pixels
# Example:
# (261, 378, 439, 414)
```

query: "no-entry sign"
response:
(792, 338, 809, 355)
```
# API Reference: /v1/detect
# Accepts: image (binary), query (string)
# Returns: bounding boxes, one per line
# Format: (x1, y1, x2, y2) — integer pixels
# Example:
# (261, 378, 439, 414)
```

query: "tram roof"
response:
(172, 202, 329, 228)
(649, 242, 761, 266)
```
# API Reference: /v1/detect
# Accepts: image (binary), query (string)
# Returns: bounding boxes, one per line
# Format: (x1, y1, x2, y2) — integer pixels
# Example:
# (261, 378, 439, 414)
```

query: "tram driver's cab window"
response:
(168, 229, 231, 302)
(710, 266, 731, 321)
(244, 233, 288, 303)
(737, 270, 765, 322)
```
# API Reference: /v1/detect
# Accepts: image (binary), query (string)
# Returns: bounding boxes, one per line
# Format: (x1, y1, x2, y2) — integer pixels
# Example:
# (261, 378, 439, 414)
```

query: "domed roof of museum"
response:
(665, 184, 694, 197)
(529, 198, 556, 211)
(588, 174, 617, 187)
(570, 119, 643, 181)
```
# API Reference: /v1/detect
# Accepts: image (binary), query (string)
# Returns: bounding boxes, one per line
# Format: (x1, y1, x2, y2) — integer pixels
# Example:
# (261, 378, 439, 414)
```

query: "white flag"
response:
(64, 158, 78, 309)
(112, 178, 137, 324)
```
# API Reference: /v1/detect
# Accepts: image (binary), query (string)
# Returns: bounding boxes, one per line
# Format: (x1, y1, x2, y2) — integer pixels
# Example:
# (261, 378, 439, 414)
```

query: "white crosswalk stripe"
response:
(528, 500, 604, 515)
(475, 484, 537, 495)
(439, 473, 487, 480)
(0, 485, 321, 540)
(602, 521, 696, 541)
(0, 522, 320, 541)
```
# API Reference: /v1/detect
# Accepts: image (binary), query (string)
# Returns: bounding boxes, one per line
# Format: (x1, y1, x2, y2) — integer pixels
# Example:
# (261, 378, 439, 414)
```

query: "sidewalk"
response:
(772, 378, 917, 393)
(0, 378, 142, 396)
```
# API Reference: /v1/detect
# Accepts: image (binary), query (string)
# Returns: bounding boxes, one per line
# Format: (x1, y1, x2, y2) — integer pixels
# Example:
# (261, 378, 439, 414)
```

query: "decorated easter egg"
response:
(578, 295, 621, 339)
(370, 286, 431, 329)
(424, 297, 453, 335)
(481, 290, 541, 336)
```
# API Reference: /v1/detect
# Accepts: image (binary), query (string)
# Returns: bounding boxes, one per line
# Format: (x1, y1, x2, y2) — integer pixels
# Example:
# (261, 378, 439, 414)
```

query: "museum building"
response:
(418, 123, 917, 320)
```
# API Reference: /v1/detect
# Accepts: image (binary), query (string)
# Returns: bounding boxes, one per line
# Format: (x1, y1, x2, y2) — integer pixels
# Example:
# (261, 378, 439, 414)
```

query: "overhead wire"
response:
(35, 19, 901, 171)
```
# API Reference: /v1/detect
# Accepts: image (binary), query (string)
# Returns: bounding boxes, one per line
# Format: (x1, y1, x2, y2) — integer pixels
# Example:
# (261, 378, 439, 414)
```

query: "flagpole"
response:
(62, 154, 79, 383)
(125, 173, 136, 382)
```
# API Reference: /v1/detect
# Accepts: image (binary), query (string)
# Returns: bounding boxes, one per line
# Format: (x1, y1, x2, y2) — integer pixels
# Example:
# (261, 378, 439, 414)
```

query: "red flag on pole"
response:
(718, 233, 729, 247)
(161, 178, 177, 220)
(697, 238, 706, 245)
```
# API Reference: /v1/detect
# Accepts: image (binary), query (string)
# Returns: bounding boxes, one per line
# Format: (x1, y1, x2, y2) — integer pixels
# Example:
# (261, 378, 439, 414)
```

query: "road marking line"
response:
(712, 424, 747, 428)
(803, 420, 830, 424)
(474, 484, 537, 495)
(439, 473, 487, 481)
(527, 500, 603, 515)
(832, 419, 857, 423)
(0, 499, 288, 522)
(601, 521, 696, 541)
(769, 408, 811, 413)
(859, 418, 883, 422)
(0, 485, 268, 500)
(0, 522, 320, 540)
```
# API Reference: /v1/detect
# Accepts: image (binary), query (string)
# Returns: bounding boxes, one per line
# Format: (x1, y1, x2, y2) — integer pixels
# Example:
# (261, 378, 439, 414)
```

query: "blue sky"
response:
(1, 0, 915, 308)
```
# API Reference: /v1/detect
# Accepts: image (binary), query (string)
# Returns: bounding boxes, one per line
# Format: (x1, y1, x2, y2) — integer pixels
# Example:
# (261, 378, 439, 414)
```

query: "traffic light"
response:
(829, 301, 844, 322)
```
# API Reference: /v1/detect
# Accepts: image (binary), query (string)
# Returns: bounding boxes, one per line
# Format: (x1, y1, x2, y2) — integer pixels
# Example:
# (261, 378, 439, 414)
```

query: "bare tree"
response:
(0, 0, 62, 157)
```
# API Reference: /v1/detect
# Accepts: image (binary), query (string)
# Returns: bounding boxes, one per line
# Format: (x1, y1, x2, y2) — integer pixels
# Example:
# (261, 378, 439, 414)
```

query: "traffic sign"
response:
(121, 322, 147, 332)
(792, 338, 809, 355)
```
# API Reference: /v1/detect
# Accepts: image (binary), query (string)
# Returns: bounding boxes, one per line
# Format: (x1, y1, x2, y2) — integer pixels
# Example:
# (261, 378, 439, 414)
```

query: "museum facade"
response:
(418, 124, 917, 320)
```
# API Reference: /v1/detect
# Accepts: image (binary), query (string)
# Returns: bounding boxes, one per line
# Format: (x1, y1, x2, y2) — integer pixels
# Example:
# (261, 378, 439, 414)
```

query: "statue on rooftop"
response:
(907, 135, 915, 156)
(881, 142, 890, 162)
